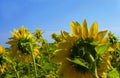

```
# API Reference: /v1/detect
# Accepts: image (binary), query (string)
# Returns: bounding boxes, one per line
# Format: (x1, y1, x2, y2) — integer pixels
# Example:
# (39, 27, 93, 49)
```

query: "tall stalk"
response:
(30, 43, 38, 78)
(12, 64, 20, 78)
(32, 54, 37, 78)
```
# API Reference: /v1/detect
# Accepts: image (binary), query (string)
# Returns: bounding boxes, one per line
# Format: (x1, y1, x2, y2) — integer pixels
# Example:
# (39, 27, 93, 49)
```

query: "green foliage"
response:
(1, 25, 120, 78)
(1, 41, 60, 78)
(107, 68, 119, 78)
(95, 43, 110, 56)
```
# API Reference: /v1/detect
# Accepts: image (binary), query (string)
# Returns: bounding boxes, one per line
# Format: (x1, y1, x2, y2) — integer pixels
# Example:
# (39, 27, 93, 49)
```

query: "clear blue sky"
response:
(0, 0, 120, 47)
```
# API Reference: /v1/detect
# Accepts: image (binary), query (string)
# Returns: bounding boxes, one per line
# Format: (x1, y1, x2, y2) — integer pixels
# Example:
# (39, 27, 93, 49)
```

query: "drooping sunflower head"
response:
(51, 19, 111, 78)
(108, 32, 119, 48)
(51, 32, 61, 43)
(34, 28, 43, 42)
(7, 26, 40, 63)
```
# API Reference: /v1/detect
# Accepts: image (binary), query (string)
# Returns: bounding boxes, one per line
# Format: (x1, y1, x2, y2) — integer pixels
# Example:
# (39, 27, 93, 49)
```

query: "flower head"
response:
(34, 28, 43, 42)
(7, 26, 40, 63)
(51, 32, 61, 43)
(51, 19, 111, 78)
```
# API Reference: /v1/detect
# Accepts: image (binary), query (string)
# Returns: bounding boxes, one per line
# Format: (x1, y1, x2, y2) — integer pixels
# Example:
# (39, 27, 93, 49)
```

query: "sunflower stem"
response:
(30, 43, 38, 78)
(91, 62, 99, 78)
(27, 64, 30, 76)
(12, 64, 20, 78)
(86, 53, 99, 78)
(32, 54, 38, 78)
(89, 55, 99, 78)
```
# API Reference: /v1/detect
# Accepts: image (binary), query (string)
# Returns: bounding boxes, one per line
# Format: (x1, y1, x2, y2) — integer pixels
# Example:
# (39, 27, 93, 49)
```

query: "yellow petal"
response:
(98, 70, 107, 78)
(61, 30, 70, 40)
(108, 47, 114, 52)
(26, 34, 32, 39)
(14, 29, 21, 37)
(51, 49, 69, 63)
(0, 45, 5, 54)
(82, 19, 88, 38)
(57, 42, 72, 49)
(101, 38, 109, 43)
(95, 30, 108, 43)
(21, 26, 30, 37)
(57, 60, 70, 74)
(89, 21, 98, 38)
(12, 32, 20, 39)
(70, 21, 82, 37)
(60, 30, 76, 43)
(57, 60, 84, 78)
(103, 54, 112, 70)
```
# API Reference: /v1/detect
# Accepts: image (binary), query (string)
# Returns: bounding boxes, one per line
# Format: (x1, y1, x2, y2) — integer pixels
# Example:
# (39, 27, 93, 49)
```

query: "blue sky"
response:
(0, 0, 120, 47)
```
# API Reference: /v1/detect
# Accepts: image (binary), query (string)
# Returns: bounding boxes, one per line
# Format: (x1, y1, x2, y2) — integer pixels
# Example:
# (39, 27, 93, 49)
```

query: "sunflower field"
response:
(0, 19, 120, 78)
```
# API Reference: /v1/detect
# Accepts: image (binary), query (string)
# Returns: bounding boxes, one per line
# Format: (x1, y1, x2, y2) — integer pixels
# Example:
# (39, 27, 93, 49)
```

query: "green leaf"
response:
(43, 62, 53, 70)
(67, 58, 89, 69)
(107, 68, 119, 78)
(95, 43, 110, 56)
(90, 42, 98, 46)
(5, 74, 16, 78)
(21, 75, 29, 78)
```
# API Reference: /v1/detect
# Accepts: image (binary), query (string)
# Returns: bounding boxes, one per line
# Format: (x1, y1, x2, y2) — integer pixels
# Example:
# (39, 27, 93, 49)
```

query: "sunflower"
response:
(107, 32, 120, 77)
(7, 26, 40, 63)
(51, 19, 111, 78)
(0, 45, 7, 74)
(34, 28, 43, 42)
(51, 32, 61, 43)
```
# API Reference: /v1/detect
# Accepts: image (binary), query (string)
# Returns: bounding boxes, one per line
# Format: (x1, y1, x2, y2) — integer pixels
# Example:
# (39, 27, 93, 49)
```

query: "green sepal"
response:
(95, 43, 110, 56)
(67, 58, 89, 69)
